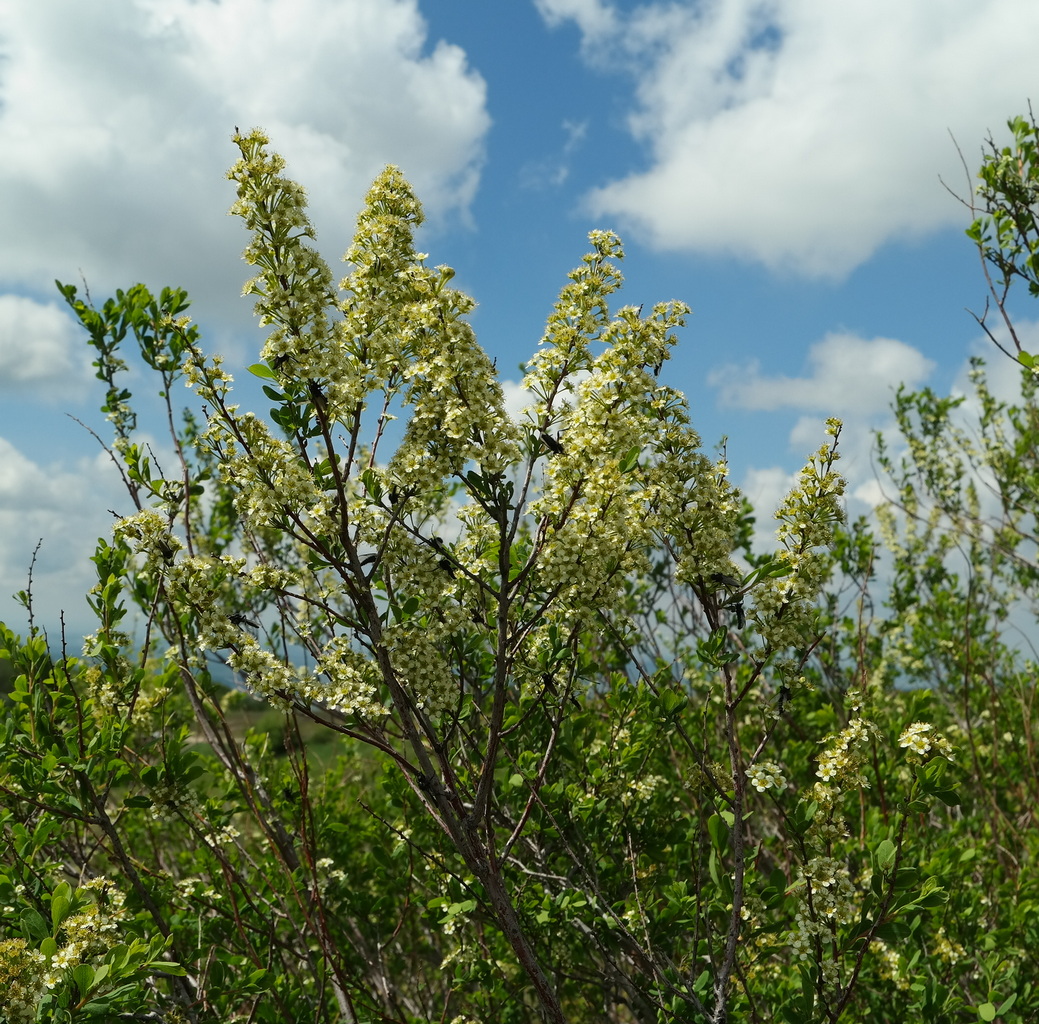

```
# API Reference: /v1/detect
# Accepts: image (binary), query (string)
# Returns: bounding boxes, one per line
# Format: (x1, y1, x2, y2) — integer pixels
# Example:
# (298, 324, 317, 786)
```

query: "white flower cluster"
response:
(746, 761, 786, 793)
(522, 230, 623, 401)
(314, 857, 348, 898)
(385, 624, 455, 713)
(174, 877, 222, 901)
(620, 773, 666, 806)
(228, 129, 337, 379)
(340, 168, 523, 499)
(62, 878, 128, 950)
(753, 423, 846, 651)
(149, 778, 203, 822)
(932, 926, 966, 965)
(0, 939, 47, 1023)
(789, 855, 858, 984)
(662, 448, 744, 585)
(113, 507, 181, 567)
(870, 939, 910, 990)
(162, 555, 246, 639)
(40, 878, 129, 993)
(216, 413, 326, 531)
(389, 320, 521, 495)
(520, 232, 735, 636)
(306, 634, 389, 719)
(816, 717, 875, 790)
(182, 351, 235, 404)
(227, 635, 300, 708)
(202, 823, 241, 849)
(898, 721, 954, 763)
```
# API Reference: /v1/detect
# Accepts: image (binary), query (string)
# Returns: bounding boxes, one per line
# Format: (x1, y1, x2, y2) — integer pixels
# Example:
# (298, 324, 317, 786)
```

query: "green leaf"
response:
(81, 1000, 114, 1016)
(51, 882, 72, 931)
(657, 689, 687, 720)
(72, 963, 96, 999)
(978, 1002, 996, 1021)
(789, 799, 818, 836)
(875, 839, 897, 871)
(360, 468, 382, 502)
(398, 596, 420, 622)
(707, 814, 729, 852)
(797, 963, 815, 1017)
(912, 888, 949, 910)
(248, 362, 277, 379)
(997, 993, 1018, 1014)
(618, 446, 641, 473)
(371, 844, 393, 870)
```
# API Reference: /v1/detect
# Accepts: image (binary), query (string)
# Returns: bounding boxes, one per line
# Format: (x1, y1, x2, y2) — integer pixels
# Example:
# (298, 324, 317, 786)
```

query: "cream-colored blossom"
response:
(751, 428, 846, 652)
(746, 761, 786, 793)
(816, 717, 875, 789)
(0, 939, 47, 1023)
(899, 721, 955, 763)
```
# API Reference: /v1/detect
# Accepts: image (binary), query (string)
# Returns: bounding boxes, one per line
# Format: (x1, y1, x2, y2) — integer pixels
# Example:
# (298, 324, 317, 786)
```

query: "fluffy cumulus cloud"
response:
(0, 0, 490, 334)
(0, 296, 93, 398)
(709, 331, 936, 522)
(536, 0, 1039, 277)
(709, 332, 935, 416)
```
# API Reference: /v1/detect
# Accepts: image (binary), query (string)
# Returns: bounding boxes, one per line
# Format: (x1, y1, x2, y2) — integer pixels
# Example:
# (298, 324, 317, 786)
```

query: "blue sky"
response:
(1, 0, 1038, 638)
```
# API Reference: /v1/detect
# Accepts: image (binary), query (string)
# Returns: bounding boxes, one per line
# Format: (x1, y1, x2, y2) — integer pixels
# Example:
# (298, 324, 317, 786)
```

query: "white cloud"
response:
(723, 323, 1037, 548)
(711, 331, 935, 525)
(0, 0, 490, 337)
(534, 0, 618, 44)
(539, 0, 1039, 277)
(741, 464, 795, 516)
(0, 439, 125, 639)
(500, 378, 536, 422)
(0, 295, 93, 397)
(709, 332, 934, 416)
(499, 369, 593, 424)
(950, 318, 1039, 406)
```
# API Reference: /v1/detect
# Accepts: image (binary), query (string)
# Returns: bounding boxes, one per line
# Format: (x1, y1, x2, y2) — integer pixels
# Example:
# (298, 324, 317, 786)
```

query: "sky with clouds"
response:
(1, 0, 1037, 637)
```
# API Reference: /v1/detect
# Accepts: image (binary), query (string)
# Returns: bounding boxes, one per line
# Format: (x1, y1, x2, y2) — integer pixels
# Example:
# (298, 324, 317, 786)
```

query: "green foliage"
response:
(0, 123, 1037, 1023)
(967, 106, 1039, 370)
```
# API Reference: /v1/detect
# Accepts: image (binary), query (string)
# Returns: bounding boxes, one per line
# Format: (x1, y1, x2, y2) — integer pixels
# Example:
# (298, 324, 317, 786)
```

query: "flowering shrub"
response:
(0, 124, 1036, 1023)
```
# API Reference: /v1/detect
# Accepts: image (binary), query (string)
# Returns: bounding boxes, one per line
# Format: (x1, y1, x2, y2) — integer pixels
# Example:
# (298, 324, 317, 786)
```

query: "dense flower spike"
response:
(228, 128, 338, 379)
